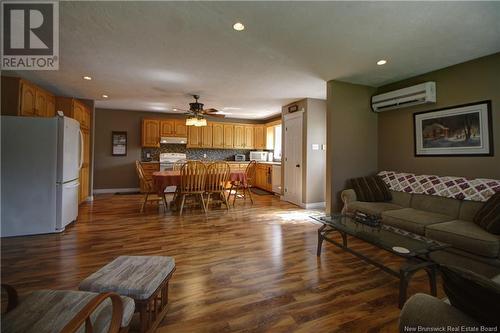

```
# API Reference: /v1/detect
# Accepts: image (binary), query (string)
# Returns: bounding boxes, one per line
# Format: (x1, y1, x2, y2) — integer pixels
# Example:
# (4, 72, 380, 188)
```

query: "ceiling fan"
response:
(174, 95, 225, 121)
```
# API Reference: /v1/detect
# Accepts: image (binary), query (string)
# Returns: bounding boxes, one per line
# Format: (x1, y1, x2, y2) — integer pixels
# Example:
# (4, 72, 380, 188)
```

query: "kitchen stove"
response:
(159, 153, 187, 170)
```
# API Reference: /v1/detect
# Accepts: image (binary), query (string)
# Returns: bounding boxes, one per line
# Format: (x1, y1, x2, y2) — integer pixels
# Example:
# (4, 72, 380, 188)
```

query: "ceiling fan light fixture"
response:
(186, 116, 197, 126)
(193, 118, 207, 127)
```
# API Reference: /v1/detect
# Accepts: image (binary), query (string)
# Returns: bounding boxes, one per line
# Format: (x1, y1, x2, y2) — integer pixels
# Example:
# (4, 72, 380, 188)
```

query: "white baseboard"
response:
(302, 202, 326, 209)
(93, 187, 140, 194)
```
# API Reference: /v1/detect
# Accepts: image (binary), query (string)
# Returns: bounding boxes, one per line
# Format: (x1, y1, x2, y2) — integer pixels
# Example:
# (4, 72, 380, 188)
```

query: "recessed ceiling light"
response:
(173, 108, 177, 111)
(233, 22, 245, 31)
(377, 59, 387, 66)
(101, 94, 108, 98)
(82, 76, 92, 80)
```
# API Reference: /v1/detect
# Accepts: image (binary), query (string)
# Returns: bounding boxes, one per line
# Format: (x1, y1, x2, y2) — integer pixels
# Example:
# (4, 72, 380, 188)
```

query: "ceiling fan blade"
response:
(205, 113, 225, 118)
(203, 108, 219, 113)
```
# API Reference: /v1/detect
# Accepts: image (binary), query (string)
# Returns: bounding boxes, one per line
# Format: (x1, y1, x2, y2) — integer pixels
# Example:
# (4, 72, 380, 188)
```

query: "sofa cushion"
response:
(411, 194, 460, 218)
(459, 200, 484, 222)
(2, 290, 135, 333)
(426, 220, 500, 258)
(382, 208, 454, 235)
(348, 201, 402, 216)
(390, 190, 412, 208)
(350, 176, 392, 202)
(473, 191, 500, 234)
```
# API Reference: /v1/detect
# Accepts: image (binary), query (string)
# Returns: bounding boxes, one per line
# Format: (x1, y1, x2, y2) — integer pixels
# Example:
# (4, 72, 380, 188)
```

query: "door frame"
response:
(283, 111, 304, 206)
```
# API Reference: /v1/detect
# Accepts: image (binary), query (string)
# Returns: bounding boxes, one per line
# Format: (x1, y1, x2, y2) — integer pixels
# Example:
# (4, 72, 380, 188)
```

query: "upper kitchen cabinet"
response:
(187, 125, 202, 148)
(233, 125, 245, 149)
(56, 98, 91, 130)
(174, 120, 187, 137)
(223, 124, 234, 148)
(160, 119, 187, 137)
(212, 123, 224, 148)
(201, 124, 213, 148)
(254, 125, 265, 149)
(142, 119, 160, 147)
(1, 76, 56, 117)
(160, 119, 175, 136)
(244, 125, 254, 149)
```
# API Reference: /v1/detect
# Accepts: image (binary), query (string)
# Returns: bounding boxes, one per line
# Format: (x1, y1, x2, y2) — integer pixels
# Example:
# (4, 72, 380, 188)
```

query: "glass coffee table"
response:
(312, 215, 449, 308)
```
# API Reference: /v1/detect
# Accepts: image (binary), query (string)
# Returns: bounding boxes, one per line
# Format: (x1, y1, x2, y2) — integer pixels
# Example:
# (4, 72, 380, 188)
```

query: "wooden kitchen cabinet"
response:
(187, 126, 202, 148)
(46, 94, 56, 117)
(139, 162, 160, 193)
(201, 124, 213, 148)
(20, 81, 36, 116)
(212, 123, 224, 148)
(160, 120, 175, 137)
(244, 126, 254, 149)
(1, 76, 56, 118)
(233, 125, 245, 148)
(141, 119, 160, 147)
(174, 120, 187, 137)
(254, 126, 265, 149)
(223, 125, 234, 148)
(255, 163, 273, 192)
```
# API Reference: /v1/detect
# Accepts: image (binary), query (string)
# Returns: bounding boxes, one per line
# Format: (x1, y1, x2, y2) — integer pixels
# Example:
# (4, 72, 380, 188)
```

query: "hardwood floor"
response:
(1, 193, 443, 332)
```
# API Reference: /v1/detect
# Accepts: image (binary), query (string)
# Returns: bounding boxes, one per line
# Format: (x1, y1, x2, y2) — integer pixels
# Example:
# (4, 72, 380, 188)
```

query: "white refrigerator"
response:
(1, 115, 83, 237)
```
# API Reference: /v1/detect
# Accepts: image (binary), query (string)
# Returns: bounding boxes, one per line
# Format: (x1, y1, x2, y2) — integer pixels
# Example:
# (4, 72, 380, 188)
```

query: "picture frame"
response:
(414, 100, 493, 157)
(112, 131, 127, 156)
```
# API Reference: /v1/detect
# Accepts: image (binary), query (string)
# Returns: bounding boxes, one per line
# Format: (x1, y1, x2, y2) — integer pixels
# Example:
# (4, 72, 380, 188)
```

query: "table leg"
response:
(425, 265, 437, 296)
(317, 225, 326, 256)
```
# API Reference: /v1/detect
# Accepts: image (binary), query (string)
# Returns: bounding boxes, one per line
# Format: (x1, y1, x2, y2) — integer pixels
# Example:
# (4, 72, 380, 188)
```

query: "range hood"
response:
(160, 137, 187, 144)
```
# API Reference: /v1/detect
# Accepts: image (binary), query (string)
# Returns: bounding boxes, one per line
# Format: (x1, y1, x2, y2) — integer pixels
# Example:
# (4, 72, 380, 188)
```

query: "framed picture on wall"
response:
(414, 100, 493, 156)
(112, 131, 127, 156)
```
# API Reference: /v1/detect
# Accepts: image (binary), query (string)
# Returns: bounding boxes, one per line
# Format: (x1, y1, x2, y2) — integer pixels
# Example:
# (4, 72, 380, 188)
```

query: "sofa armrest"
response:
(399, 294, 478, 332)
(341, 189, 357, 214)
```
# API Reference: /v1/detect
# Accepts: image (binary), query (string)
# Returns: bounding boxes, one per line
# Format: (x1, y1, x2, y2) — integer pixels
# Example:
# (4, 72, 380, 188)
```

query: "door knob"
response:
(296, 164, 300, 168)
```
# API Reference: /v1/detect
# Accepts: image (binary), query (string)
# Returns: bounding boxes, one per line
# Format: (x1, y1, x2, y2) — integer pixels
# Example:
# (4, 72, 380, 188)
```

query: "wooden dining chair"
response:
(205, 162, 231, 211)
(172, 159, 187, 171)
(135, 161, 167, 213)
(229, 160, 256, 205)
(178, 161, 207, 215)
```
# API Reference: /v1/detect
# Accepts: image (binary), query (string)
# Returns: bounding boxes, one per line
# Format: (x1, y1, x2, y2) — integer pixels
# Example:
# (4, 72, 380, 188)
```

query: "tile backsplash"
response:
(142, 144, 261, 161)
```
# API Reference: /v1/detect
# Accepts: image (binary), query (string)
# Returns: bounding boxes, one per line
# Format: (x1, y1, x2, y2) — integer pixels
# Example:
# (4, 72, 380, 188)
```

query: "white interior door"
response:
(284, 113, 303, 206)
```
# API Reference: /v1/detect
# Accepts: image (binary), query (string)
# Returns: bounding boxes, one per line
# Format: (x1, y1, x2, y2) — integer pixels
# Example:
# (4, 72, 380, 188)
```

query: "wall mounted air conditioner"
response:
(371, 81, 436, 112)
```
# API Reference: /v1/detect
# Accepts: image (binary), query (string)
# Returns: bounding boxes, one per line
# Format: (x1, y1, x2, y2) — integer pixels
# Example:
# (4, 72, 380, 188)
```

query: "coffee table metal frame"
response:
(313, 216, 449, 308)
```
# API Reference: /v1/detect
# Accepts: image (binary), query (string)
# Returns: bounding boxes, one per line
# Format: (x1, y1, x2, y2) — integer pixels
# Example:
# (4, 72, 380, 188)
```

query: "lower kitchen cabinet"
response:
(255, 164, 273, 192)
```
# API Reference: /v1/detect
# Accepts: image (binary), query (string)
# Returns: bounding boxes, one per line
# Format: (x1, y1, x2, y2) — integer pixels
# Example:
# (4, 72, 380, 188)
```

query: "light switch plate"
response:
(312, 144, 319, 150)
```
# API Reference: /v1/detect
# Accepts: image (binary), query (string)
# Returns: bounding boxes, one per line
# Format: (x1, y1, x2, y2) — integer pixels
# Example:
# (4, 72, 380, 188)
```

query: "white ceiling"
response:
(9, 1, 500, 119)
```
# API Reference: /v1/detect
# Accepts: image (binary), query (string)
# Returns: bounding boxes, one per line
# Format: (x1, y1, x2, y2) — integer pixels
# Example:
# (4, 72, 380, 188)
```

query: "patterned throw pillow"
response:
(473, 191, 500, 235)
(350, 175, 392, 202)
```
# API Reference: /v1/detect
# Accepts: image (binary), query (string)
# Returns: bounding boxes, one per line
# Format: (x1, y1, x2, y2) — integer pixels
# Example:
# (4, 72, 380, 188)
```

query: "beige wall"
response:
(94, 109, 172, 190)
(377, 53, 500, 179)
(326, 81, 378, 213)
(305, 98, 327, 204)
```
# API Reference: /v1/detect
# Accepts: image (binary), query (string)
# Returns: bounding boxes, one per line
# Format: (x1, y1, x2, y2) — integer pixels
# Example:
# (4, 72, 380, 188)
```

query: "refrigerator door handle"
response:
(64, 182, 80, 189)
(78, 129, 84, 170)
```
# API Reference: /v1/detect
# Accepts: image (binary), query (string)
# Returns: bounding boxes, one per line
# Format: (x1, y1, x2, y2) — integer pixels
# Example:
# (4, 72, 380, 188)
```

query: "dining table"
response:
(152, 170, 247, 195)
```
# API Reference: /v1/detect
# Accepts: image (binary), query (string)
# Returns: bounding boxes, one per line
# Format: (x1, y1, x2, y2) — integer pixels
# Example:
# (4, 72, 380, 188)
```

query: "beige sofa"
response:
(341, 189, 500, 277)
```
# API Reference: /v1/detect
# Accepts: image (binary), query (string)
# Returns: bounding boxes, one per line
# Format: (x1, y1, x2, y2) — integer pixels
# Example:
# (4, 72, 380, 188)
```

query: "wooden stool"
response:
(79, 256, 175, 333)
